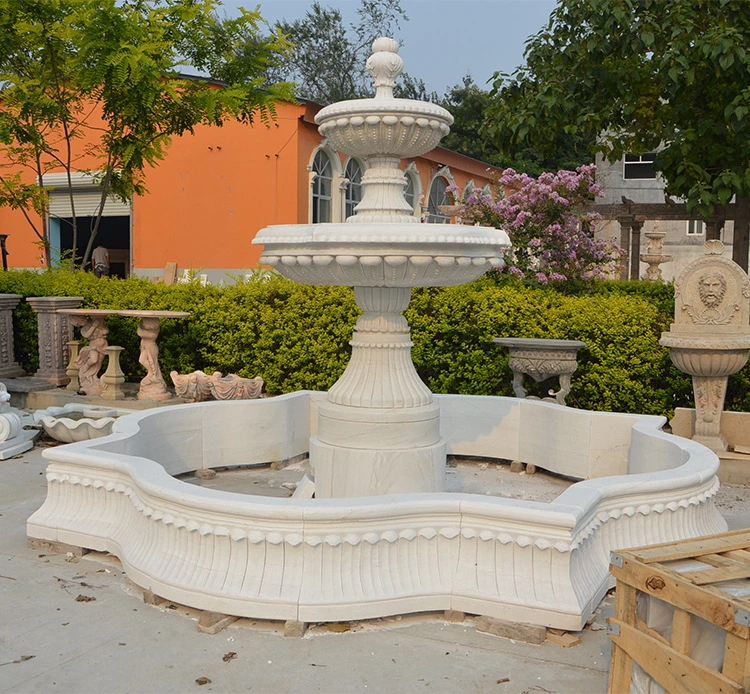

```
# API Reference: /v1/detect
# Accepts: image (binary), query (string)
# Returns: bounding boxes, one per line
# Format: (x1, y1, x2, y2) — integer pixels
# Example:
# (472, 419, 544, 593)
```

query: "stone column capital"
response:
(27, 296, 84, 311)
(0, 294, 23, 311)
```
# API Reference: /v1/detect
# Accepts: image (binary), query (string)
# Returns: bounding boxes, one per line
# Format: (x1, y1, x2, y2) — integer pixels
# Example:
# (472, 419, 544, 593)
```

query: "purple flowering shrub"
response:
(461, 165, 621, 282)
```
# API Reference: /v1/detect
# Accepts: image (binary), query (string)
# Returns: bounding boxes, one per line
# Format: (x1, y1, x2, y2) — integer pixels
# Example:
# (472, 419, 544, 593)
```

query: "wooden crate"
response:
(608, 528, 750, 694)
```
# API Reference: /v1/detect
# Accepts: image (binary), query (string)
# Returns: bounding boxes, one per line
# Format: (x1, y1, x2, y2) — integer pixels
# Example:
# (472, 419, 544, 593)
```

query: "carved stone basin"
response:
(659, 337, 750, 378)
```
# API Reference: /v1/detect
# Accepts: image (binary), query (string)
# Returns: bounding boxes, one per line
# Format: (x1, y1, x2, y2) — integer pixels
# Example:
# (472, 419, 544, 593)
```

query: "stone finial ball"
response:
(372, 37, 399, 54)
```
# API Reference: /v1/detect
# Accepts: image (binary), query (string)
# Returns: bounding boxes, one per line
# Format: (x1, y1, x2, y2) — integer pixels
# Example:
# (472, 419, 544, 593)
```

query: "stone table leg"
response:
(511, 370, 527, 399)
(136, 317, 170, 401)
(551, 373, 572, 406)
(71, 315, 109, 396)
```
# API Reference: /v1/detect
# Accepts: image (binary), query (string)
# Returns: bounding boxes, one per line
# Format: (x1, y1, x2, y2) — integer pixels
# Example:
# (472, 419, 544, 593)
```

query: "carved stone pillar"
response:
(0, 294, 25, 378)
(616, 216, 633, 280)
(630, 218, 644, 280)
(27, 296, 83, 385)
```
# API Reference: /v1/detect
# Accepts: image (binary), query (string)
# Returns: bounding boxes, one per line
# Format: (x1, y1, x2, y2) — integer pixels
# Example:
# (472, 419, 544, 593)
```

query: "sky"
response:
(220, 0, 557, 95)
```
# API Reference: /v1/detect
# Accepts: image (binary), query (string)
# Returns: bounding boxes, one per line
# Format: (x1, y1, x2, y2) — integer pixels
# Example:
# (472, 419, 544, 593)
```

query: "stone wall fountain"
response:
(27, 40, 726, 631)
(660, 240, 750, 451)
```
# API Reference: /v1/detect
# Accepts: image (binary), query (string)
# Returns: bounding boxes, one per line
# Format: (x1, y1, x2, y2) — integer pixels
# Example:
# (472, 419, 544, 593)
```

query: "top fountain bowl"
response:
(315, 99, 453, 159)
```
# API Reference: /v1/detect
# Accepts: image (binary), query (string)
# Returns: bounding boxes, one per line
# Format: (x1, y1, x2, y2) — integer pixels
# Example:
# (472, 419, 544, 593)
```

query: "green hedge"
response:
(2, 269, 749, 417)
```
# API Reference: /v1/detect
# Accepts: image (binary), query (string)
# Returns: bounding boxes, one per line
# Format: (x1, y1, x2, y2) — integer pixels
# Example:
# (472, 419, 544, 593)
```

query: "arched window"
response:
(427, 176, 450, 223)
(344, 158, 363, 219)
(312, 150, 333, 223)
(404, 174, 415, 213)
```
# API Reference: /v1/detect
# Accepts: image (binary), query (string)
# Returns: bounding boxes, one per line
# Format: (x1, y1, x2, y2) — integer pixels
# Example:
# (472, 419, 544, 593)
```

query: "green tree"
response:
(437, 76, 593, 174)
(269, 0, 411, 105)
(0, 0, 293, 269)
(484, 0, 750, 268)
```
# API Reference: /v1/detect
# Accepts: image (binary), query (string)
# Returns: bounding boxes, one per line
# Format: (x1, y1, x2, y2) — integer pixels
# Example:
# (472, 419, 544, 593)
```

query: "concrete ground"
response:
(2, 444, 749, 694)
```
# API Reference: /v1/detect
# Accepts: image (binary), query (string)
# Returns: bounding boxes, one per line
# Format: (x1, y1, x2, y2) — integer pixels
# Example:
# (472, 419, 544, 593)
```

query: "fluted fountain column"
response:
(312, 286, 444, 497)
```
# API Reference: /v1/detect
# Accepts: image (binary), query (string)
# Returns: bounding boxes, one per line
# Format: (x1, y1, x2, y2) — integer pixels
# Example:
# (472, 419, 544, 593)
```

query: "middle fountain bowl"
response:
(254, 37, 510, 499)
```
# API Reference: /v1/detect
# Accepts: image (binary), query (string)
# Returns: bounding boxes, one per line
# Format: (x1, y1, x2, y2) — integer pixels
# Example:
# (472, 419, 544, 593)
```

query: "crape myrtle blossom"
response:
(460, 165, 621, 283)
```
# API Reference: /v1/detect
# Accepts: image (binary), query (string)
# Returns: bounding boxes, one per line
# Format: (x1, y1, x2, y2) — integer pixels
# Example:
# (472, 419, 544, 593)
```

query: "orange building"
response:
(0, 100, 498, 282)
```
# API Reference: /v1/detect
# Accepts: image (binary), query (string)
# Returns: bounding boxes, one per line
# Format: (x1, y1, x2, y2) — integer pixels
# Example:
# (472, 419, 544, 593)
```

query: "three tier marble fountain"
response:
(28, 39, 726, 630)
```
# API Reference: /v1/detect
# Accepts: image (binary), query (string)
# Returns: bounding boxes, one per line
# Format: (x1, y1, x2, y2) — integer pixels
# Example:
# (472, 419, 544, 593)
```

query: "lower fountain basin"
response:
(27, 392, 725, 629)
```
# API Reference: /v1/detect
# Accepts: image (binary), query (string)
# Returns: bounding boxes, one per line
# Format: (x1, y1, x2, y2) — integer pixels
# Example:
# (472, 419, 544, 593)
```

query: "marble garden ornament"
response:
(0, 381, 35, 458)
(28, 39, 726, 631)
(660, 240, 750, 451)
(170, 370, 264, 401)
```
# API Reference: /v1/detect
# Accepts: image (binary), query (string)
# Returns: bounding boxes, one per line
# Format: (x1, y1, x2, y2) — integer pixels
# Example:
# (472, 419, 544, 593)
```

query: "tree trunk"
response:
(732, 197, 750, 272)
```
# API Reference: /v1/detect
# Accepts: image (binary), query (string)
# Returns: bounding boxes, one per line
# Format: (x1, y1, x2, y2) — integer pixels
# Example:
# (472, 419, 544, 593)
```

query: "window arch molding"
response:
(426, 166, 456, 224)
(308, 141, 344, 223)
(402, 161, 423, 220)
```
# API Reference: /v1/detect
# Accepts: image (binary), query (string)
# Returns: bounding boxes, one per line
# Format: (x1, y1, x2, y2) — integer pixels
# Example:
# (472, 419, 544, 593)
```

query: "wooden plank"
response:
(682, 565, 750, 586)
(474, 616, 546, 644)
(593, 202, 738, 221)
(546, 629, 581, 648)
(635, 616, 670, 647)
(671, 608, 692, 655)
(628, 530, 750, 564)
(698, 554, 745, 568)
(610, 557, 749, 637)
(724, 549, 750, 563)
(608, 619, 743, 694)
(723, 632, 750, 689)
(608, 582, 637, 693)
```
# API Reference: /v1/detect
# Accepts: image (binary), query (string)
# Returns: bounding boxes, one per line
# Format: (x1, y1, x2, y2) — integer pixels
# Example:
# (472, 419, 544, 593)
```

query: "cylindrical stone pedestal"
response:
(0, 294, 25, 378)
(310, 286, 446, 497)
(27, 296, 83, 385)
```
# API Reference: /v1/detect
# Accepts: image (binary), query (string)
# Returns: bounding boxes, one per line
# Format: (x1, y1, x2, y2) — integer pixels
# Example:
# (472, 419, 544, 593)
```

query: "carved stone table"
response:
(493, 337, 586, 406)
(59, 309, 190, 401)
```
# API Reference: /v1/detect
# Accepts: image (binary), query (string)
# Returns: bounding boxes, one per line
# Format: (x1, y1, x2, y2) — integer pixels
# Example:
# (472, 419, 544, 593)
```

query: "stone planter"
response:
(33, 404, 136, 443)
(493, 337, 586, 406)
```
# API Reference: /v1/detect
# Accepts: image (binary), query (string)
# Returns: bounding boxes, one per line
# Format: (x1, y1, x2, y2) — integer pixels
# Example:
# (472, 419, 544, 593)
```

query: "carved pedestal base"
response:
(693, 375, 730, 452)
(101, 346, 125, 400)
(312, 399, 446, 498)
(310, 286, 446, 498)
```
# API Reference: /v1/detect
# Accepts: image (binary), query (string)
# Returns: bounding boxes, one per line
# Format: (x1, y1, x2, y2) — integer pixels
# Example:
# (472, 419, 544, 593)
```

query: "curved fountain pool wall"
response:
(27, 393, 725, 630)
